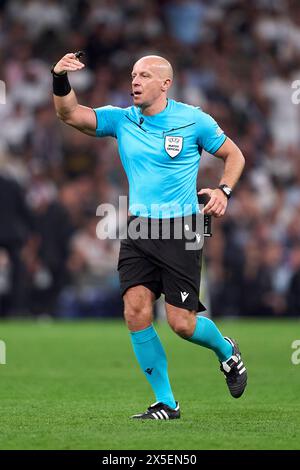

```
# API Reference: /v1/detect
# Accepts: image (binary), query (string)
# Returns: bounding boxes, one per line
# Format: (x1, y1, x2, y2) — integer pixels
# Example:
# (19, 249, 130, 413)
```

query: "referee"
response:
(52, 53, 247, 420)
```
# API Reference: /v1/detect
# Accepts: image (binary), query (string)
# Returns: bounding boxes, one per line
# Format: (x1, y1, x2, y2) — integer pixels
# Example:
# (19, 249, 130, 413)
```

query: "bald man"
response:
(52, 53, 247, 420)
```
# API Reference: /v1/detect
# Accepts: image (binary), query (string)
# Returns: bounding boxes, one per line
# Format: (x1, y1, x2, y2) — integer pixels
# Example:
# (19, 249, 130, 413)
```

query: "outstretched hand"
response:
(53, 53, 85, 75)
(198, 188, 228, 217)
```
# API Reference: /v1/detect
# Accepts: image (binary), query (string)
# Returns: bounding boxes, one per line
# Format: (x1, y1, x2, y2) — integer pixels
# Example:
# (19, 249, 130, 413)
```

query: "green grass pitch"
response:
(0, 318, 299, 450)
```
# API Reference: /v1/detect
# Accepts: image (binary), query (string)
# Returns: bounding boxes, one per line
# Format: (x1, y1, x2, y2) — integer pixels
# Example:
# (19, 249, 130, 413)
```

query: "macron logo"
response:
(180, 291, 189, 303)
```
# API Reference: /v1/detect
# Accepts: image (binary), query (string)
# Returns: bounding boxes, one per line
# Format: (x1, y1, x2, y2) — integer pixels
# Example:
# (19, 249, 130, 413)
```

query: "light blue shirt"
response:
(93, 99, 226, 218)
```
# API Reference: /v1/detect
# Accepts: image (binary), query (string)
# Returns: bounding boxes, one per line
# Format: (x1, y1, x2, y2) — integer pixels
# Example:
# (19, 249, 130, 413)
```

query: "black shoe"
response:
(131, 401, 180, 420)
(220, 337, 247, 398)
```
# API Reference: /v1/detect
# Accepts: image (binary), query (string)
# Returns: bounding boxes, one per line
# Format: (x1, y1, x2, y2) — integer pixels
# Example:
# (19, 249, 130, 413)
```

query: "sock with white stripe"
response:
(130, 325, 176, 410)
(185, 316, 233, 362)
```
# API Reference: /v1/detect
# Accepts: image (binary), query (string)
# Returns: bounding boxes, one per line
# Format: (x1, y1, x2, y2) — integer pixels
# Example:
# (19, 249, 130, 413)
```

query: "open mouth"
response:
(133, 91, 142, 97)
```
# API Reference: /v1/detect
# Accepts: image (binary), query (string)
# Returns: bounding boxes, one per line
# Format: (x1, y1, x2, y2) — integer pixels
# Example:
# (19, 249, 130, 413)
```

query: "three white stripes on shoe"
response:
(151, 410, 169, 420)
(222, 337, 246, 376)
(237, 361, 246, 375)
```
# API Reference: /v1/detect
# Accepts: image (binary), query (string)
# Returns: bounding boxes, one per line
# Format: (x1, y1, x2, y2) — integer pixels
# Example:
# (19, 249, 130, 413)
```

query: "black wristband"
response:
(52, 69, 71, 96)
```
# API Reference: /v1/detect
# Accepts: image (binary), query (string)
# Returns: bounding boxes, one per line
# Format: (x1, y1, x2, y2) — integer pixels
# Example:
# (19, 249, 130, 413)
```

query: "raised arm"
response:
(52, 53, 97, 136)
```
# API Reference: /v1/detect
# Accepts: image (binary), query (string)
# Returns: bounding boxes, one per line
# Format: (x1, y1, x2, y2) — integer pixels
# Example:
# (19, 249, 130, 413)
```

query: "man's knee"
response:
(123, 286, 154, 331)
(166, 305, 196, 338)
(168, 317, 191, 338)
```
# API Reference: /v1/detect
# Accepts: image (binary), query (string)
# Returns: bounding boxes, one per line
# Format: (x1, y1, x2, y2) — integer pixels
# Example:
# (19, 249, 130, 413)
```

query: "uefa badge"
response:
(164, 136, 183, 158)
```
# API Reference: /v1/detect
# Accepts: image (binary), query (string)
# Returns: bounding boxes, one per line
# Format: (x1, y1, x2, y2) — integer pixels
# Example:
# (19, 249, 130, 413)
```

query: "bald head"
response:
(133, 55, 173, 81)
(131, 55, 173, 114)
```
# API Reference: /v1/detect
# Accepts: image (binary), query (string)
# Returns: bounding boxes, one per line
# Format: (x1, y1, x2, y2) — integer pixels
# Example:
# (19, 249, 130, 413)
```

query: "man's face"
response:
(131, 59, 165, 108)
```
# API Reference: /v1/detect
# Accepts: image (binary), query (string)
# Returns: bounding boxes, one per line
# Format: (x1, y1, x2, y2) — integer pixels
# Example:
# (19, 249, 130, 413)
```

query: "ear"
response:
(161, 78, 171, 92)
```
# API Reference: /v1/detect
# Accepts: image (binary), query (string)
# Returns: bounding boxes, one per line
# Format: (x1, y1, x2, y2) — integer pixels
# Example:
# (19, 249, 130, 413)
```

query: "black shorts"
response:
(117, 215, 206, 312)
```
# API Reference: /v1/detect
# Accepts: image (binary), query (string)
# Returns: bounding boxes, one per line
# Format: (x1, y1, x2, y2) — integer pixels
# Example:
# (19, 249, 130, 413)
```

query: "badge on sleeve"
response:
(164, 136, 183, 158)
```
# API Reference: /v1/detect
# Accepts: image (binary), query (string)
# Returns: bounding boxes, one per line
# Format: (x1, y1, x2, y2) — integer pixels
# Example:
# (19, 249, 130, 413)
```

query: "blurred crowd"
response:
(0, 0, 300, 318)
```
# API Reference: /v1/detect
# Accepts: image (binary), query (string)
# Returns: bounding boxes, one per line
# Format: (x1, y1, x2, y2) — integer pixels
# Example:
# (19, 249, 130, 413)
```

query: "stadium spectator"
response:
(0, 174, 33, 316)
(56, 212, 121, 318)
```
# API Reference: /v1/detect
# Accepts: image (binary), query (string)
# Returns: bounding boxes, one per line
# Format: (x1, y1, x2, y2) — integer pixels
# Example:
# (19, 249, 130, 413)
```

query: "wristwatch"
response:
(218, 184, 232, 199)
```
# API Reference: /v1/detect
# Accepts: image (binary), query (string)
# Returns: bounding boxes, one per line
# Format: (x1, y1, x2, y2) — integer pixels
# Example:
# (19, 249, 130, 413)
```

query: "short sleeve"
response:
(195, 109, 226, 154)
(93, 105, 124, 138)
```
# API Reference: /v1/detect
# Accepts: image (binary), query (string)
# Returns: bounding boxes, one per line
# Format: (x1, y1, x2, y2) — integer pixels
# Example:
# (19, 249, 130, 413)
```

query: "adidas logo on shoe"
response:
(220, 337, 247, 398)
(131, 401, 180, 420)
